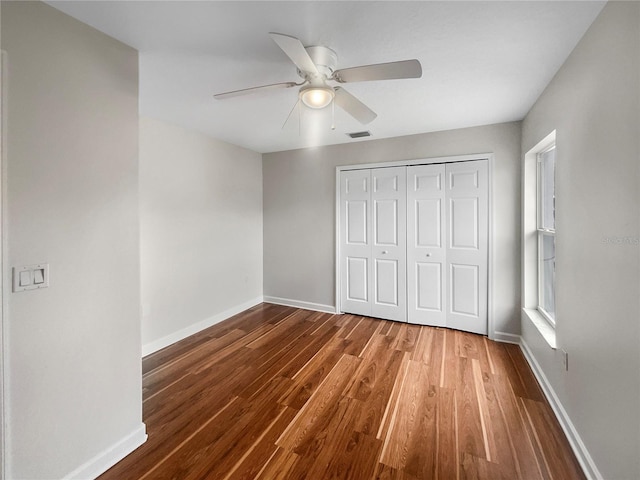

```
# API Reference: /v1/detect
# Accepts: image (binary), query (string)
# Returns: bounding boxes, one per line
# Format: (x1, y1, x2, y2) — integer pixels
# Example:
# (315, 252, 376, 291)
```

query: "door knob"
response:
(382, 250, 388, 254)
(426, 253, 431, 257)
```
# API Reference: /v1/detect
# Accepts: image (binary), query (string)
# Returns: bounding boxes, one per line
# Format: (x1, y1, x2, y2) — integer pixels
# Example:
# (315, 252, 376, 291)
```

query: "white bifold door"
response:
(340, 167, 406, 322)
(406, 161, 488, 334)
(340, 160, 488, 335)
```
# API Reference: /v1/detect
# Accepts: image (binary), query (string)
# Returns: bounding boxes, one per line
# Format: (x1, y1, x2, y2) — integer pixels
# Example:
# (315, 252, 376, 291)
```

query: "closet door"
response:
(407, 164, 446, 326)
(339, 167, 407, 322)
(340, 169, 372, 317)
(340, 160, 486, 333)
(371, 167, 406, 322)
(446, 160, 488, 334)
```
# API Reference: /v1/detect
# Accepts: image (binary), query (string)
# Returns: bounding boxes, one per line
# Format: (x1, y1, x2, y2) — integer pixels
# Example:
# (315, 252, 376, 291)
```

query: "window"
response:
(537, 146, 556, 325)
(523, 131, 556, 347)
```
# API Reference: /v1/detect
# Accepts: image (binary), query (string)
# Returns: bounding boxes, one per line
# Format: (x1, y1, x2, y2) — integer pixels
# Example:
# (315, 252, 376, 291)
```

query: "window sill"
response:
(523, 308, 556, 349)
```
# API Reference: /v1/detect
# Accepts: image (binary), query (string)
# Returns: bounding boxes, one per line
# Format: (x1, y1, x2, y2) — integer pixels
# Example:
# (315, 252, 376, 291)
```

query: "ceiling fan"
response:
(214, 33, 422, 125)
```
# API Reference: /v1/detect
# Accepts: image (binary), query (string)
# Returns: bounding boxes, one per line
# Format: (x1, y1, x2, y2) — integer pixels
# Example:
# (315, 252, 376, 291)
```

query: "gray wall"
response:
(140, 117, 263, 352)
(2, 2, 143, 478)
(263, 121, 522, 336)
(521, 2, 640, 479)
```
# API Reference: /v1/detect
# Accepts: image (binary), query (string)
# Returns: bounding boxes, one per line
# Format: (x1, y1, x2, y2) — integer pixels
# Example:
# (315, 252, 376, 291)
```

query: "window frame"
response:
(536, 145, 556, 327)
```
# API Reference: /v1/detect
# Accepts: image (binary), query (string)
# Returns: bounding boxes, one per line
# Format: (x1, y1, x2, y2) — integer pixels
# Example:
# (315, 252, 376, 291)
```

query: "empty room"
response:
(1, 1, 638, 479)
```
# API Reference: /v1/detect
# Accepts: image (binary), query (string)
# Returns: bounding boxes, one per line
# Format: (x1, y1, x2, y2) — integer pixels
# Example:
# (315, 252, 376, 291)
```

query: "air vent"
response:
(347, 131, 371, 139)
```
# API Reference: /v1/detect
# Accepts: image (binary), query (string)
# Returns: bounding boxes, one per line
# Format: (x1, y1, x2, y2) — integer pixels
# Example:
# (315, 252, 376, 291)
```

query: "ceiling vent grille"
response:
(347, 131, 371, 139)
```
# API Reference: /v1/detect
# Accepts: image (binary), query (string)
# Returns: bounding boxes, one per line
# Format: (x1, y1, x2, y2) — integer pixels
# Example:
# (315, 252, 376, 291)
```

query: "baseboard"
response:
(142, 296, 264, 356)
(63, 423, 147, 480)
(492, 331, 521, 344)
(519, 339, 602, 480)
(263, 296, 336, 314)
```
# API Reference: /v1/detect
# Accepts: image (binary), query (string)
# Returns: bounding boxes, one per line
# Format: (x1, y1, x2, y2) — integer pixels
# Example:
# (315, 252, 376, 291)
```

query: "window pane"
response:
(540, 233, 556, 321)
(539, 148, 555, 230)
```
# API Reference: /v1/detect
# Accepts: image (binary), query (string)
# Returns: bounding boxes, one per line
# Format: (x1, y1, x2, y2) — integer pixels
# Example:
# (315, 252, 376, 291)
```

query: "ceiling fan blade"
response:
(333, 59, 422, 83)
(269, 32, 319, 75)
(214, 82, 298, 100)
(334, 87, 377, 124)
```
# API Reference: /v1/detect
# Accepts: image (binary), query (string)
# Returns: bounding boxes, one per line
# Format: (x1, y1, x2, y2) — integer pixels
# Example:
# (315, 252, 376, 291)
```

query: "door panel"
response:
(416, 199, 441, 247)
(346, 200, 368, 245)
(449, 170, 478, 189)
(450, 263, 479, 316)
(446, 160, 488, 334)
(415, 171, 442, 191)
(375, 259, 399, 306)
(450, 197, 479, 249)
(374, 200, 398, 246)
(407, 164, 446, 326)
(340, 169, 372, 316)
(346, 257, 368, 302)
(371, 167, 406, 322)
(374, 173, 399, 194)
(416, 262, 442, 311)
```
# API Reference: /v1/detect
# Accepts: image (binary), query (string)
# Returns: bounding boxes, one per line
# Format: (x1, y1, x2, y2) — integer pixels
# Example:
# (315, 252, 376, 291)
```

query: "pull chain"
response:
(331, 99, 336, 130)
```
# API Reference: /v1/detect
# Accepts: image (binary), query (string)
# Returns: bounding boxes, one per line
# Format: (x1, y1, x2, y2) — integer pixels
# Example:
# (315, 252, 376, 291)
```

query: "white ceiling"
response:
(48, 1, 605, 153)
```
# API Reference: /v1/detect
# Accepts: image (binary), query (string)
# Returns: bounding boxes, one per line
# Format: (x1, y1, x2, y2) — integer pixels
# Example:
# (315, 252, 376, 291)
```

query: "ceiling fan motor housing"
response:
(297, 45, 338, 79)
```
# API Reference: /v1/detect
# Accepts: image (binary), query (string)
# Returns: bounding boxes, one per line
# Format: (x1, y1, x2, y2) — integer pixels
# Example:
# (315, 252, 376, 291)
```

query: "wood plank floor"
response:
(98, 303, 585, 480)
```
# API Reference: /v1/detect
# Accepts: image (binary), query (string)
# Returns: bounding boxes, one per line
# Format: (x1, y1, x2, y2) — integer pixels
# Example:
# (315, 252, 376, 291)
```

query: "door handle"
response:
(426, 253, 431, 257)
(381, 250, 388, 254)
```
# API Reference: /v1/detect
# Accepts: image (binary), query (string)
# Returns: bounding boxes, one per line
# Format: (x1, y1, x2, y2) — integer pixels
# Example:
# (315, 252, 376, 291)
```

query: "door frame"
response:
(335, 153, 496, 339)
(1, 49, 7, 480)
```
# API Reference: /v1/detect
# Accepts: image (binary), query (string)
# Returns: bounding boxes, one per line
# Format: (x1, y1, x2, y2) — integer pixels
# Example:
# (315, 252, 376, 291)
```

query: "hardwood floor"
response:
(98, 303, 585, 480)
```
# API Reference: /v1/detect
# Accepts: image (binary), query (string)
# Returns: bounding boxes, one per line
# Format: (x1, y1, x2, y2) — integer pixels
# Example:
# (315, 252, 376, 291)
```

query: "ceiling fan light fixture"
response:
(299, 86, 335, 109)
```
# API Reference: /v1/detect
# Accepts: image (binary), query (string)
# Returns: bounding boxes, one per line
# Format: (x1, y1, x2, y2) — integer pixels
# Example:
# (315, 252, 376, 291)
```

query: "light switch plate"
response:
(13, 263, 49, 292)
(561, 349, 569, 371)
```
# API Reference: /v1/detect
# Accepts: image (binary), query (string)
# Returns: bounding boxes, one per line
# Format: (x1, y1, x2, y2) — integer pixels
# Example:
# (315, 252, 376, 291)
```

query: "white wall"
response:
(140, 117, 263, 354)
(263, 121, 522, 336)
(521, 2, 640, 479)
(2, 2, 145, 478)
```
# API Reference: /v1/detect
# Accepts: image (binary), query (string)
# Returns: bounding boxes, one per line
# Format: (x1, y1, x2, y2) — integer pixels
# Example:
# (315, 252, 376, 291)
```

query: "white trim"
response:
(523, 307, 557, 350)
(63, 423, 147, 480)
(142, 296, 263, 356)
(335, 153, 496, 339)
(492, 331, 521, 345)
(519, 338, 602, 480)
(263, 296, 336, 314)
(0, 49, 7, 480)
(336, 152, 494, 172)
(334, 166, 341, 317)
(486, 154, 495, 340)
